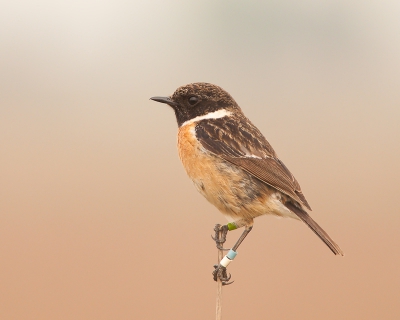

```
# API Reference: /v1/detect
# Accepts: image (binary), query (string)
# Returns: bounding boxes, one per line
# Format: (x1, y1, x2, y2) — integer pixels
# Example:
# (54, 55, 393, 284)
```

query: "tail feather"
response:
(285, 202, 344, 256)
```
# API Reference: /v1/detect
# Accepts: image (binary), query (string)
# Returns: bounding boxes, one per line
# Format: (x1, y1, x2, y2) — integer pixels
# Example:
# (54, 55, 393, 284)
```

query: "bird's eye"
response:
(188, 96, 198, 105)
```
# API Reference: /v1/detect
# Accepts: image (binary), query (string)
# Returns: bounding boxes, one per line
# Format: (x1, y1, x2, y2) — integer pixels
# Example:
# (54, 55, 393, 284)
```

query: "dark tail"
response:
(286, 202, 344, 256)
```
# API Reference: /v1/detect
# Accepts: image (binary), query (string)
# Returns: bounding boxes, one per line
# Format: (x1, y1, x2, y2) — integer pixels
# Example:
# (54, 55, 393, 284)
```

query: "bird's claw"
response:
(211, 224, 229, 250)
(212, 224, 234, 285)
(213, 264, 234, 285)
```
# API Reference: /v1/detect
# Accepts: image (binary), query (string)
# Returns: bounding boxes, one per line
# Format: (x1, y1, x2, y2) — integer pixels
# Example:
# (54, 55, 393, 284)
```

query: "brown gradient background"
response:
(1, 1, 400, 319)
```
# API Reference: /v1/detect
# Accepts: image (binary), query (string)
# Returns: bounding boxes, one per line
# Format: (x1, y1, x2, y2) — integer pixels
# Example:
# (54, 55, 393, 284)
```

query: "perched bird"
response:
(151, 83, 343, 283)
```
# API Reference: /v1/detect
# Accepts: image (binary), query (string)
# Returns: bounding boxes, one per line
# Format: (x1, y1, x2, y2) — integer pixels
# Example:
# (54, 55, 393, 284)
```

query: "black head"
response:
(150, 83, 240, 126)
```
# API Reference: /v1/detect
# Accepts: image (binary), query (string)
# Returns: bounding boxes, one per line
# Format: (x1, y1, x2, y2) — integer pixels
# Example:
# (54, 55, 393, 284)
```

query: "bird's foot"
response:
(213, 264, 234, 285)
(211, 224, 229, 250)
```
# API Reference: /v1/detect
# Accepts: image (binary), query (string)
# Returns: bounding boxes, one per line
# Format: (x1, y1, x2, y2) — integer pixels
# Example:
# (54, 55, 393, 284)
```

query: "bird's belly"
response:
(177, 124, 296, 221)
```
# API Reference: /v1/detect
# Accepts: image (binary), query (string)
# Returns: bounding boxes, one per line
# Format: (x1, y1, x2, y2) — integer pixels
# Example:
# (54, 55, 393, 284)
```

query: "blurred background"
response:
(1, 0, 399, 319)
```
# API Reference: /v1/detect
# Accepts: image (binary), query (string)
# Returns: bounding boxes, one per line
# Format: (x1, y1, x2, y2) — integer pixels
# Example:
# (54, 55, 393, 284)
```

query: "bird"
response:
(150, 82, 343, 284)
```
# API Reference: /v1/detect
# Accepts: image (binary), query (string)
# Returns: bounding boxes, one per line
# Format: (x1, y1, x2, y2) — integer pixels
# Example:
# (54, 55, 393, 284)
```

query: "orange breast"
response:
(177, 123, 285, 221)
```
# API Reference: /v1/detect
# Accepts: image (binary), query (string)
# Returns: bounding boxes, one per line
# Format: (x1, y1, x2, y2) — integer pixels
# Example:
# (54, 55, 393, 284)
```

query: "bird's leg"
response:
(231, 224, 253, 252)
(211, 218, 250, 249)
(212, 219, 253, 284)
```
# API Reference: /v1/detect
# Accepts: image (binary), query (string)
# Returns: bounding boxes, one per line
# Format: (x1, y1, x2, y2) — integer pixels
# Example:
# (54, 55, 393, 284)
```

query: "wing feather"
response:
(195, 115, 312, 210)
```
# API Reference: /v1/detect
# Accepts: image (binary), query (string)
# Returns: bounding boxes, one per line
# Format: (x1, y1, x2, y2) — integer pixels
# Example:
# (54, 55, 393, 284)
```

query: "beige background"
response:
(1, 0, 399, 319)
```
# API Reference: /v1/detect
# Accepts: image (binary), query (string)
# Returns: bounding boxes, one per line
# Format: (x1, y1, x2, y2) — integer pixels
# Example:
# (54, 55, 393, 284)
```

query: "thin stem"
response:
(216, 228, 223, 320)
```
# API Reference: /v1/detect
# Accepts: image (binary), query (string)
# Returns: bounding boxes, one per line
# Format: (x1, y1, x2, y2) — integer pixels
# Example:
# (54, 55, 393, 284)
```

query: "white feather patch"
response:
(268, 193, 300, 220)
(180, 109, 232, 127)
(244, 154, 262, 159)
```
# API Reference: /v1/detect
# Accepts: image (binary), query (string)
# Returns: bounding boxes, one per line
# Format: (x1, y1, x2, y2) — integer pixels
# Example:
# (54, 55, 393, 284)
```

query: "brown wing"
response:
(195, 115, 312, 210)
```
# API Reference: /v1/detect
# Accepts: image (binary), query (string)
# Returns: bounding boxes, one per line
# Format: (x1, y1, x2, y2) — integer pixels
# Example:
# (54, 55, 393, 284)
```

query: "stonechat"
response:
(151, 83, 343, 283)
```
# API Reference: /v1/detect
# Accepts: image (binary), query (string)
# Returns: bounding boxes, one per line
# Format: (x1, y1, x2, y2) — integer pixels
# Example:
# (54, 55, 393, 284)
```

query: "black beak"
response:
(150, 96, 178, 107)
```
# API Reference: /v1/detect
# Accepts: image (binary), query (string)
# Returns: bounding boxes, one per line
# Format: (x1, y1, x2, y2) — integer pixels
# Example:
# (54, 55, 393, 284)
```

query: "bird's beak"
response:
(150, 96, 178, 107)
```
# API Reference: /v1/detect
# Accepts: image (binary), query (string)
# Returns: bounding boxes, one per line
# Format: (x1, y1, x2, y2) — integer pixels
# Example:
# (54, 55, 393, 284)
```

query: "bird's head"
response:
(151, 82, 240, 127)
